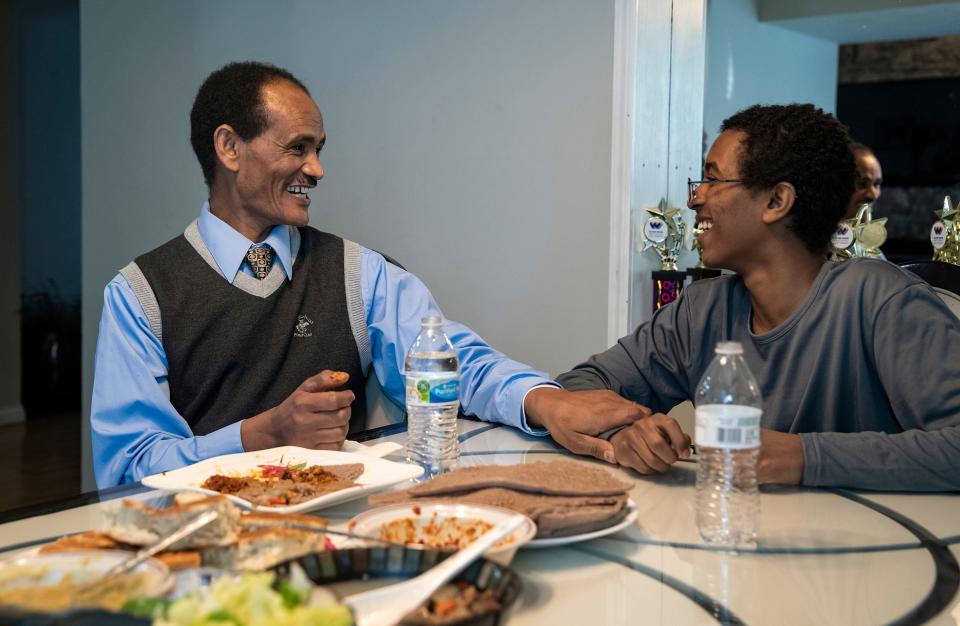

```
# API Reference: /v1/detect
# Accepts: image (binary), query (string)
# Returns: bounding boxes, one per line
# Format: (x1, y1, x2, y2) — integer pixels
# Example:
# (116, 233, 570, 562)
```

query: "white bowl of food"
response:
(347, 502, 537, 565)
(0, 550, 173, 614)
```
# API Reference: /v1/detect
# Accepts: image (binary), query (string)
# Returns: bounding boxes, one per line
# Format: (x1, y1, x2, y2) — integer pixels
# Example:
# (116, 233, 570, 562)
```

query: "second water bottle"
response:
(694, 341, 762, 547)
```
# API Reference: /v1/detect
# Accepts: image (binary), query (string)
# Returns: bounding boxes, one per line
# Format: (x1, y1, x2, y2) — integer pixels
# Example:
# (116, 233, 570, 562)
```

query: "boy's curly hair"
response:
(721, 104, 855, 253)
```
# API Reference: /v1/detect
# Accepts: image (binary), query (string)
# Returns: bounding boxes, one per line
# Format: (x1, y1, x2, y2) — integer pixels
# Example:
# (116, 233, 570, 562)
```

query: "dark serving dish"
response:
(271, 547, 523, 626)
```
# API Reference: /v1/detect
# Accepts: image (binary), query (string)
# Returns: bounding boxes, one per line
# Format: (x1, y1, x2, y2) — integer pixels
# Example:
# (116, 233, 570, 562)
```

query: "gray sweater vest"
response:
(126, 224, 368, 436)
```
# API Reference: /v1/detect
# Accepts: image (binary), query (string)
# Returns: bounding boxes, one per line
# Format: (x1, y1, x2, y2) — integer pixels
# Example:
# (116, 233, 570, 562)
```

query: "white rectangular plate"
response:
(141, 445, 423, 514)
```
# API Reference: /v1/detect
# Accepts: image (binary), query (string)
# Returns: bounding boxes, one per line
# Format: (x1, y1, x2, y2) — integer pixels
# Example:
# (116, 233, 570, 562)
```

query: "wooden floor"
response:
(0, 410, 81, 513)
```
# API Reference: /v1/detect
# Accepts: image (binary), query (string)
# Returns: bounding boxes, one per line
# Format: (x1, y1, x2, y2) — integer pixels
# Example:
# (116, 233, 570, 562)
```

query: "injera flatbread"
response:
(405, 460, 632, 498)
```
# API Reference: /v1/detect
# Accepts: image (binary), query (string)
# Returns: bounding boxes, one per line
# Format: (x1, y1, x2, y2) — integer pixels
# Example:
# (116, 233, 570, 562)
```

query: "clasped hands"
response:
(524, 387, 804, 485)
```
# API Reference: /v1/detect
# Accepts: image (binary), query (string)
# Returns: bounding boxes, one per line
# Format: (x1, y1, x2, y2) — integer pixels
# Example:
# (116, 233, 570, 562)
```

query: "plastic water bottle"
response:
(694, 341, 762, 546)
(404, 316, 460, 476)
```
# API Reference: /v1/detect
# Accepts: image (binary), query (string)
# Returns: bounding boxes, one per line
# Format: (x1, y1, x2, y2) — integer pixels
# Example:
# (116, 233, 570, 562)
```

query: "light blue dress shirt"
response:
(91, 203, 554, 487)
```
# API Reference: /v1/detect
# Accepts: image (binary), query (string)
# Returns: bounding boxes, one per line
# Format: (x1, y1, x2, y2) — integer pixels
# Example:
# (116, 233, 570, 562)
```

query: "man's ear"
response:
(213, 124, 242, 174)
(761, 182, 797, 225)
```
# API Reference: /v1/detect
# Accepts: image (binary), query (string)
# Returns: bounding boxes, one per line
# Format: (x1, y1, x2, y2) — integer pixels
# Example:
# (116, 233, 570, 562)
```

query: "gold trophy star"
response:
(933, 196, 960, 265)
(832, 203, 886, 260)
(851, 204, 887, 257)
(935, 196, 958, 222)
(641, 198, 686, 271)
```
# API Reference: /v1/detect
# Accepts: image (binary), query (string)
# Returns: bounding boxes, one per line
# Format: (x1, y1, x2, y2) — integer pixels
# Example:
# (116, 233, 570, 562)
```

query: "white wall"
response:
(703, 0, 838, 147)
(80, 0, 615, 488)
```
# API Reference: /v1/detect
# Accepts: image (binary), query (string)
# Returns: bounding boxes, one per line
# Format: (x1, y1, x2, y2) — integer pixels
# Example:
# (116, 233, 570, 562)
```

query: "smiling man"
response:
(846, 142, 883, 219)
(91, 62, 562, 487)
(524, 104, 960, 491)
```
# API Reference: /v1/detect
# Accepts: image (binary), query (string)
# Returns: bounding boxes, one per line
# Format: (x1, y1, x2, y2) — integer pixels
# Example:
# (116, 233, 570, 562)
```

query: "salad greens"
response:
(123, 572, 352, 626)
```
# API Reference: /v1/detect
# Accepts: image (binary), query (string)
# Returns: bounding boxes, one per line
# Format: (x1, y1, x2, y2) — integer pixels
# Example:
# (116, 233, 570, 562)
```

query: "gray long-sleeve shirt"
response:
(556, 259, 960, 491)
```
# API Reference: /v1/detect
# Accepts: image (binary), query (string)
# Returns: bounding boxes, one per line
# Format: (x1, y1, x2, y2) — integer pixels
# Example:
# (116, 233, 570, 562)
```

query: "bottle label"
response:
(405, 372, 460, 406)
(694, 404, 761, 450)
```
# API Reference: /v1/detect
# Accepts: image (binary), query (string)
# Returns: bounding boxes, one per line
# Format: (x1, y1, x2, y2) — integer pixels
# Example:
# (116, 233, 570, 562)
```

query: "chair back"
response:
(898, 260, 960, 318)
(361, 248, 408, 430)
(363, 374, 406, 429)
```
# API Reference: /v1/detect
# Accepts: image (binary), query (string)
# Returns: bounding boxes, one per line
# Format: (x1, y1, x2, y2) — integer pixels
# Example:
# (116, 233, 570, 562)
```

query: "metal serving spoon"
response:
(76, 510, 220, 595)
(342, 514, 527, 626)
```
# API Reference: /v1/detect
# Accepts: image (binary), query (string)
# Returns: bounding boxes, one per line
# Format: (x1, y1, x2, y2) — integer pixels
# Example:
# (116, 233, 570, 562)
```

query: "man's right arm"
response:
(91, 276, 244, 488)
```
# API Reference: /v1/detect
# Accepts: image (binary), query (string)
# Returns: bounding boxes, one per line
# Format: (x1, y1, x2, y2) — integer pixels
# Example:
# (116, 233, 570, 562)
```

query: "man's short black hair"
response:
(720, 104, 855, 254)
(190, 61, 310, 187)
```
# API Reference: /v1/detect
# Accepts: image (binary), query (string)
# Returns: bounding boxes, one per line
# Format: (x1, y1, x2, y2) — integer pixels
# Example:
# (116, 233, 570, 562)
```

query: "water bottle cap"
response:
(715, 341, 743, 355)
(420, 316, 443, 327)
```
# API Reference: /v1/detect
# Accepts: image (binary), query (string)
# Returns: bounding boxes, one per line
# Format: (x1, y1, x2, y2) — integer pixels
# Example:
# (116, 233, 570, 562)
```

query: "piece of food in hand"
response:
(201, 527, 326, 571)
(201, 463, 363, 507)
(102, 494, 239, 549)
(328, 371, 350, 386)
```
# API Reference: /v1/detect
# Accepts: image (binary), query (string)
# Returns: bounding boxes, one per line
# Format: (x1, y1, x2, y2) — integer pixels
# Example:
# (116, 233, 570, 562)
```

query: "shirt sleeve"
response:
(555, 292, 695, 414)
(91, 275, 244, 488)
(359, 248, 557, 435)
(800, 283, 960, 491)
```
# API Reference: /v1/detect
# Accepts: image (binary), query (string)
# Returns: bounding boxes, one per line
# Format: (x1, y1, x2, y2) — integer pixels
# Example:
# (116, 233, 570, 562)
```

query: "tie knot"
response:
(245, 244, 274, 280)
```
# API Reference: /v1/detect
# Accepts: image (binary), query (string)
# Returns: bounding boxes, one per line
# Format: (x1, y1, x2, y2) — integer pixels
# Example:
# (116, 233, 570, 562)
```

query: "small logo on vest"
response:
(294, 314, 314, 338)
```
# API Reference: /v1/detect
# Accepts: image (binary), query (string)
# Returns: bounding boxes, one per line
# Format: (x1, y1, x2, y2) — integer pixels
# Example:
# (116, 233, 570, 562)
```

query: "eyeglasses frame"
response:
(687, 177, 744, 203)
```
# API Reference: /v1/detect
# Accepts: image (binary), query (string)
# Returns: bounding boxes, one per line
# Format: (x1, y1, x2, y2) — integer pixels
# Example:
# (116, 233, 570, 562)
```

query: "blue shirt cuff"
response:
(518, 382, 561, 436)
(205, 420, 246, 456)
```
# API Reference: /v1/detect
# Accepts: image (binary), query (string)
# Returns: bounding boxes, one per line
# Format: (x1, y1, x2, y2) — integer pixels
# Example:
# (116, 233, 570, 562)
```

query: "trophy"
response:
(829, 203, 887, 260)
(932, 196, 960, 265)
(685, 224, 722, 282)
(641, 199, 686, 312)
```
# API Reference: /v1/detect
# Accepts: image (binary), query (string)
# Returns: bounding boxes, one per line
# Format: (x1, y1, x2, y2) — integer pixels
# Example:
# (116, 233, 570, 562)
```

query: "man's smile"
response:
(285, 184, 314, 205)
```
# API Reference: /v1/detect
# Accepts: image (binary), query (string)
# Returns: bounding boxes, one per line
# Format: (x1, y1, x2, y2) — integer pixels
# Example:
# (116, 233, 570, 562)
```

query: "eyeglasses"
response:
(687, 178, 743, 203)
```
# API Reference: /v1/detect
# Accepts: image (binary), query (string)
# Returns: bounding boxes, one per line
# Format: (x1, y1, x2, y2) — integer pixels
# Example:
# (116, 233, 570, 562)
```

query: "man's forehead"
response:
(261, 81, 324, 138)
(855, 152, 881, 172)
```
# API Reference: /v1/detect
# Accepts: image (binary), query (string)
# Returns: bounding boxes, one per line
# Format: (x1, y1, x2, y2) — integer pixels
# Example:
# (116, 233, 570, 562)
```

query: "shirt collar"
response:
(198, 201, 296, 281)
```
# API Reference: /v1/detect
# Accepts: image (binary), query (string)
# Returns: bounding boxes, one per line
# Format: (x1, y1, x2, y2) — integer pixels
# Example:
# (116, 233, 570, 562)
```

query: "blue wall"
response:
(19, 0, 81, 300)
(704, 0, 838, 150)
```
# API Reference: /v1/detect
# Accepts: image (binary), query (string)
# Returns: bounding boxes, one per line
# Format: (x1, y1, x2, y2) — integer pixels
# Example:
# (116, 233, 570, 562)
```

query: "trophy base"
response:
(652, 270, 686, 312)
(686, 267, 722, 282)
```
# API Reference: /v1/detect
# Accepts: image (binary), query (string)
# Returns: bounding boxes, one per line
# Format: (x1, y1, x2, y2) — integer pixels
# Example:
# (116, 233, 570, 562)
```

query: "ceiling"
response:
(759, 0, 960, 43)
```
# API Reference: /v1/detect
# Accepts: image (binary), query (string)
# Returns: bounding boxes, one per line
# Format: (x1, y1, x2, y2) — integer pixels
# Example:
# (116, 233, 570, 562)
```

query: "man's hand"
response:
(757, 428, 804, 485)
(524, 387, 650, 464)
(241, 370, 355, 451)
(610, 413, 691, 474)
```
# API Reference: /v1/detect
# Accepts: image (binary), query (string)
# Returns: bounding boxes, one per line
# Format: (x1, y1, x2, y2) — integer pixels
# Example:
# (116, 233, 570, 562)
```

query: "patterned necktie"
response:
(245, 244, 274, 280)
